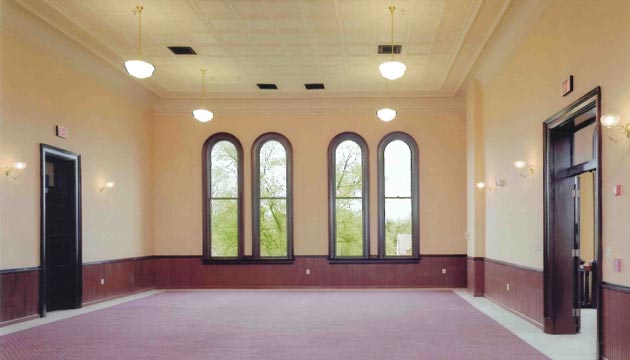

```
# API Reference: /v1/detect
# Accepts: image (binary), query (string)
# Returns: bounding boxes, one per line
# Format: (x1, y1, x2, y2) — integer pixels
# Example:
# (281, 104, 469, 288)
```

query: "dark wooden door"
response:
(41, 145, 82, 315)
(549, 127, 580, 334)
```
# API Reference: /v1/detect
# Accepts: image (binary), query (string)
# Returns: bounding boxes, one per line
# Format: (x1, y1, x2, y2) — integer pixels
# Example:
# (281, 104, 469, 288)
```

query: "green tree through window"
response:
(333, 139, 366, 257)
(209, 140, 239, 257)
(258, 140, 288, 257)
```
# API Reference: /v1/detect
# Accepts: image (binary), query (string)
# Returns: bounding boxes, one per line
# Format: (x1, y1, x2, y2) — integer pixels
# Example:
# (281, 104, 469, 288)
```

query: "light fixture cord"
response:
(135, 5, 144, 58)
(200, 69, 206, 97)
(389, 5, 396, 60)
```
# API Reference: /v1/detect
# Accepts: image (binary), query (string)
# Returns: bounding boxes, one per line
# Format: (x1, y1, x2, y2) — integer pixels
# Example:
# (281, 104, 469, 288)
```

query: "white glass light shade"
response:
(14, 162, 27, 170)
(476, 182, 486, 189)
(376, 108, 397, 122)
(124, 60, 155, 79)
(105, 181, 115, 188)
(379, 61, 407, 80)
(601, 114, 621, 128)
(192, 109, 214, 123)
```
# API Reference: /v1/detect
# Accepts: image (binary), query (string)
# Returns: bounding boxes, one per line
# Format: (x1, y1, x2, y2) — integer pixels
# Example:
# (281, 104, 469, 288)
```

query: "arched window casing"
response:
(252, 133, 293, 259)
(377, 132, 419, 258)
(202, 133, 244, 260)
(328, 132, 369, 259)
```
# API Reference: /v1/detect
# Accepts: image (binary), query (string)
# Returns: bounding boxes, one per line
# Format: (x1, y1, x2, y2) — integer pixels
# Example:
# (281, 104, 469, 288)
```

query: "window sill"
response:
(328, 257, 420, 265)
(202, 257, 295, 265)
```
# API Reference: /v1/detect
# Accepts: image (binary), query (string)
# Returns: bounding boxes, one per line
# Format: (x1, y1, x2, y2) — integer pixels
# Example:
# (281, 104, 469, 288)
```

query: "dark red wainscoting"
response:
(82, 257, 156, 305)
(154, 256, 467, 289)
(0, 269, 39, 326)
(467, 257, 484, 297)
(601, 283, 630, 360)
(484, 258, 544, 326)
(1, 255, 467, 325)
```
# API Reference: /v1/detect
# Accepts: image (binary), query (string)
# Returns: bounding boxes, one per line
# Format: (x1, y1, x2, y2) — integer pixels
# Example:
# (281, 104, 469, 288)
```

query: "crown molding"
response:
(459, 0, 553, 94)
(152, 96, 465, 117)
(3, 0, 160, 108)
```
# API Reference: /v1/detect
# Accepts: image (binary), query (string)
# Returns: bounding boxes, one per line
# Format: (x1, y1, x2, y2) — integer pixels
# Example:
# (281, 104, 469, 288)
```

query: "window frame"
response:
(327, 132, 370, 260)
(251, 133, 294, 260)
(377, 132, 420, 259)
(202, 133, 244, 261)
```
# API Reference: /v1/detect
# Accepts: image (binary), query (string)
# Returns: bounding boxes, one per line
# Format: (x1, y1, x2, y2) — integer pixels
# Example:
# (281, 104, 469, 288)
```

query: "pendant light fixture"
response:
(124, 5, 155, 79)
(192, 69, 214, 123)
(379, 5, 406, 80)
(377, 79, 397, 122)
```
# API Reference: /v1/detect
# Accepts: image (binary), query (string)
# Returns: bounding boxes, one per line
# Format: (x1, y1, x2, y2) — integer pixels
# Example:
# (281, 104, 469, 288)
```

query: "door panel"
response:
(42, 149, 81, 314)
(550, 127, 579, 334)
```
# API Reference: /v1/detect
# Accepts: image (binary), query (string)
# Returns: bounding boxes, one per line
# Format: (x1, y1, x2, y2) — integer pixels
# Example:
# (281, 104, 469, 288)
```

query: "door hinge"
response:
(572, 189, 580, 198)
(572, 308, 580, 317)
(572, 248, 580, 257)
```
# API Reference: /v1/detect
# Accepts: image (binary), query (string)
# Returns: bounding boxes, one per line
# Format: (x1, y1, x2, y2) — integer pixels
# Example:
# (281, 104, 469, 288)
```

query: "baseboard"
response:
(81, 287, 157, 306)
(0, 314, 40, 328)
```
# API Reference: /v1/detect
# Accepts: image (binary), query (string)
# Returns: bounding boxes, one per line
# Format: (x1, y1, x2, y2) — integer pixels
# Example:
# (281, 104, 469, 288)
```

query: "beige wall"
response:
(0, 30, 154, 269)
(152, 98, 467, 256)
(476, 0, 630, 285)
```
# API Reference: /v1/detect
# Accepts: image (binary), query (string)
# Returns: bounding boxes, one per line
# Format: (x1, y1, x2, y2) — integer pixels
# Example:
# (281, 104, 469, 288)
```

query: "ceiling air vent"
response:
(257, 83, 278, 90)
(305, 83, 325, 90)
(167, 46, 197, 55)
(377, 44, 402, 55)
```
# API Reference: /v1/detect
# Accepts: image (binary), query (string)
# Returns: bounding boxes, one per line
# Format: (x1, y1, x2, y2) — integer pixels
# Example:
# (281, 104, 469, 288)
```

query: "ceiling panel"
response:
(36, 0, 508, 97)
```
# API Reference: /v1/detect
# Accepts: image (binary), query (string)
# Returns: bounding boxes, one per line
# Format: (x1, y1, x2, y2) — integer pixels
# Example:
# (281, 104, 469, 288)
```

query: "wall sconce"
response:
(601, 114, 630, 143)
(4, 162, 27, 179)
(476, 181, 493, 193)
(514, 160, 534, 178)
(99, 181, 115, 194)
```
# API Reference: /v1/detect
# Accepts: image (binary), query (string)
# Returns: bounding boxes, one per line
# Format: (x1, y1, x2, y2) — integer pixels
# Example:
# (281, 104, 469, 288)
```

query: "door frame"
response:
(39, 144, 83, 317)
(543, 87, 602, 343)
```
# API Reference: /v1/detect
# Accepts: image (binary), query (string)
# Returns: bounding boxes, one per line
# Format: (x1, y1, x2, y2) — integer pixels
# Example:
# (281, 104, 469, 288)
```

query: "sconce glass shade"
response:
(105, 181, 115, 188)
(124, 60, 155, 79)
(513, 160, 527, 169)
(376, 108, 397, 122)
(476, 182, 486, 189)
(379, 61, 406, 80)
(601, 114, 621, 128)
(14, 162, 26, 170)
(192, 109, 214, 123)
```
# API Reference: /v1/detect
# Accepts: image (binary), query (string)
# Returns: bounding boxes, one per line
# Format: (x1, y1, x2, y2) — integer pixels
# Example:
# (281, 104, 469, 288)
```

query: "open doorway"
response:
(543, 87, 601, 351)
(40, 145, 82, 317)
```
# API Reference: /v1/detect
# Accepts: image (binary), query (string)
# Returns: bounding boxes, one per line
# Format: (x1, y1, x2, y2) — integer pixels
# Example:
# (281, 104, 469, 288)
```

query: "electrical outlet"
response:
(442, 268, 447, 274)
(100, 278, 105, 285)
(306, 269, 310, 275)
(506, 283, 510, 291)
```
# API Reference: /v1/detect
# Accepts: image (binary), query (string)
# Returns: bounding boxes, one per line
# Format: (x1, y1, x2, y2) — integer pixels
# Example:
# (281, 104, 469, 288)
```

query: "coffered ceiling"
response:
(18, 0, 513, 98)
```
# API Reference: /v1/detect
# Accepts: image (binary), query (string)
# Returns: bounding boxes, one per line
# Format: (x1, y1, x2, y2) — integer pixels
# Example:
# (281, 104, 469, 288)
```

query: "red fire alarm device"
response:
(56, 125, 68, 139)
(614, 185, 623, 196)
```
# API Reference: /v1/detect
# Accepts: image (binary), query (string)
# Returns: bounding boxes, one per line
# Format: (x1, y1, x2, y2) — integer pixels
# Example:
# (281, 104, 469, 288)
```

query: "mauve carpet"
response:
(0, 290, 548, 360)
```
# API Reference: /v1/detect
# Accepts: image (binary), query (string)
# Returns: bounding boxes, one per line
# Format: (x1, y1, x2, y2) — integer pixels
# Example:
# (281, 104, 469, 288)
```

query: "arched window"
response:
(378, 132, 419, 258)
(328, 133, 369, 259)
(252, 133, 293, 259)
(202, 133, 243, 260)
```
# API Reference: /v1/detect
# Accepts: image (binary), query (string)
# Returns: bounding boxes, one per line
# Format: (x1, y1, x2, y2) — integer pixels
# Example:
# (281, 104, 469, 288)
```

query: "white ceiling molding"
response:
(5, 0, 160, 107)
(459, 0, 553, 94)
(153, 96, 465, 117)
